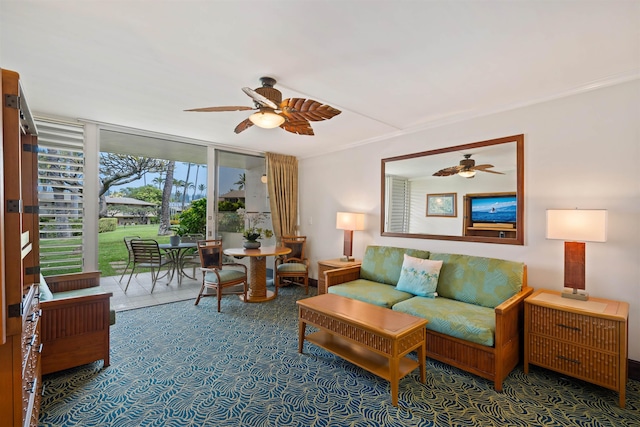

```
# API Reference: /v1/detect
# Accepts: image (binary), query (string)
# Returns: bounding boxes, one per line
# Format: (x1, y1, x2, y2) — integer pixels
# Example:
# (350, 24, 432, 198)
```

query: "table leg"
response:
(243, 255, 276, 302)
(390, 357, 400, 407)
(298, 319, 306, 353)
(418, 337, 426, 384)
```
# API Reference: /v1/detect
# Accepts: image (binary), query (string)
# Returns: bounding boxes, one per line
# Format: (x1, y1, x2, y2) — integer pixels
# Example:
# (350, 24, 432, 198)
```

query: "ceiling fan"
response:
(184, 77, 341, 136)
(433, 154, 505, 178)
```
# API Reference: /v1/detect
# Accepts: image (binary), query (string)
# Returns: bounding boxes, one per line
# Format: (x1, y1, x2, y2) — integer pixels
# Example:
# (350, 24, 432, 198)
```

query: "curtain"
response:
(266, 152, 298, 239)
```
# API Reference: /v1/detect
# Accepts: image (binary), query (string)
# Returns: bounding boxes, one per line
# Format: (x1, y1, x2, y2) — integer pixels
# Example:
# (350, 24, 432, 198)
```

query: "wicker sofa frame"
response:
(40, 272, 113, 375)
(324, 264, 532, 391)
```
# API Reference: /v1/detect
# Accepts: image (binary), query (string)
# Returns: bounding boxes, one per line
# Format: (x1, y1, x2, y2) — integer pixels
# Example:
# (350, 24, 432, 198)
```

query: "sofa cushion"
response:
(429, 253, 524, 308)
(39, 280, 54, 301)
(396, 254, 442, 298)
(328, 279, 414, 308)
(393, 296, 496, 347)
(360, 246, 431, 286)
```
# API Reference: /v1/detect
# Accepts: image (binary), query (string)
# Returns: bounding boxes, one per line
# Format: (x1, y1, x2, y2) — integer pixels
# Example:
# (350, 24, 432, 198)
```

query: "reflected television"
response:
(470, 195, 517, 224)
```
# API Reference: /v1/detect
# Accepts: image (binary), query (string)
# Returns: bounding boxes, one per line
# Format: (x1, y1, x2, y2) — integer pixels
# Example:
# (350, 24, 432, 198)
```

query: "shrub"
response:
(99, 218, 118, 233)
(178, 198, 207, 235)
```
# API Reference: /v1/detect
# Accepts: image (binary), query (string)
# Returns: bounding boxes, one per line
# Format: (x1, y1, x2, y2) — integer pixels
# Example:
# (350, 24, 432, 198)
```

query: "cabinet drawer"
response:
(528, 334, 619, 389)
(528, 305, 619, 352)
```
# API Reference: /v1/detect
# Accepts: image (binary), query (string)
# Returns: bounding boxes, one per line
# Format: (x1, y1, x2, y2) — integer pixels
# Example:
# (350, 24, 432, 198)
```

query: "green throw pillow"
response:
(396, 254, 443, 298)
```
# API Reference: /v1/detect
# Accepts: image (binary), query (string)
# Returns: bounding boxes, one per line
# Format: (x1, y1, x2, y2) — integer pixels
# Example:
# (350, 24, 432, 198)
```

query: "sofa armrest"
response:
(324, 266, 361, 289)
(495, 285, 534, 315)
(44, 271, 102, 293)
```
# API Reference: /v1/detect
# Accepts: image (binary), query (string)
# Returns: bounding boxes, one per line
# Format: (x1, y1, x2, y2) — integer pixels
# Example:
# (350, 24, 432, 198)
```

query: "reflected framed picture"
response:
(426, 193, 457, 217)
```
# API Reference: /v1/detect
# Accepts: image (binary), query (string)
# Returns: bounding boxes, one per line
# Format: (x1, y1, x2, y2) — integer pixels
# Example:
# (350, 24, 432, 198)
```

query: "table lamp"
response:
(546, 209, 607, 301)
(336, 212, 365, 262)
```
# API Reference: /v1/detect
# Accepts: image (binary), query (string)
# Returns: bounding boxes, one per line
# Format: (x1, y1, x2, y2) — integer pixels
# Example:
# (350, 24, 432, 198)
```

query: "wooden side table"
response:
(524, 289, 629, 407)
(317, 258, 361, 294)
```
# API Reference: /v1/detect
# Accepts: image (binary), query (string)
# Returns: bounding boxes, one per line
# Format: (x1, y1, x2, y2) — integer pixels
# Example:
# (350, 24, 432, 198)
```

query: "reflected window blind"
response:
(386, 176, 409, 233)
(36, 119, 85, 275)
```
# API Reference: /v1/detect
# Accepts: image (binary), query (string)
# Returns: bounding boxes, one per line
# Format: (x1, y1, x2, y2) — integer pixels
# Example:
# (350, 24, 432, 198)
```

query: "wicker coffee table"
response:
(297, 293, 427, 406)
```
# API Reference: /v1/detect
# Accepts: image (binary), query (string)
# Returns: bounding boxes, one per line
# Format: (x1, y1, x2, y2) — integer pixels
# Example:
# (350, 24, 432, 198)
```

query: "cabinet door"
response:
(1, 68, 41, 427)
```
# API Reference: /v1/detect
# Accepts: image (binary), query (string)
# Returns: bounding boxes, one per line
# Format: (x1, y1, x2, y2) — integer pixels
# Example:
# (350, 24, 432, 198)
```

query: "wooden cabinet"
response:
(317, 258, 361, 294)
(1, 68, 42, 427)
(524, 289, 629, 408)
(463, 192, 517, 239)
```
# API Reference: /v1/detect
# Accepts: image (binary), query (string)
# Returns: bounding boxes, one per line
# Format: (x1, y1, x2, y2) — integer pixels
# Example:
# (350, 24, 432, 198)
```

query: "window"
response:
(37, 119, 85, 275)
(385, 176, 410, 233)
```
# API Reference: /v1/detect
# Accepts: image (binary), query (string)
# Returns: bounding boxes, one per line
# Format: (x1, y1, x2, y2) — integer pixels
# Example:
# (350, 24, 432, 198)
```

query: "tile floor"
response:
(101, 270, 204, 312)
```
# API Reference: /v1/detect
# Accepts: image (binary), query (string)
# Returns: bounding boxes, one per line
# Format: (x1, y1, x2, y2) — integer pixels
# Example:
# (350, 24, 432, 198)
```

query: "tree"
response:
(191, 164, 201, 201)
(172, 179, 184, 201)
(152, 176, 164, 189)
(122, 185, 163, 204)
(233, 173, 245, 190)
(178, 198, 207, 235)
(99, 153, 166, 217)
(181, 162, 192, 211)
(158, 161, 175, 235)
(197, 183, 206, 198)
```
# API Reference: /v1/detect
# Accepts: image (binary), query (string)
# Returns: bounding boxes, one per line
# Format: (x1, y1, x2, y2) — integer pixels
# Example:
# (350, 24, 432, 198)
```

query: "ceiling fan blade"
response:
(474, 164, 505, 174)
(242, 87, 279, 109)
(234, 118, 254, 134)
(184, 106, 254, 112)
(279, 98, 341, 122)
(280, 118, 314, 136)
(433, 166, 461, 176)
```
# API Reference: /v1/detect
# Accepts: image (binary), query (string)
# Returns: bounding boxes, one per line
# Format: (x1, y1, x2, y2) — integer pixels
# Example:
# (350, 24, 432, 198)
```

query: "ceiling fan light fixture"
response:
(458, 170, 476, 178)
(249, 110, 285, 129)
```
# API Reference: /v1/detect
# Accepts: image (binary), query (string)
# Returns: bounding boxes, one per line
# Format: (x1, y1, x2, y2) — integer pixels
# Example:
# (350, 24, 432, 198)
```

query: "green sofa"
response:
(325, 245, 532, 391)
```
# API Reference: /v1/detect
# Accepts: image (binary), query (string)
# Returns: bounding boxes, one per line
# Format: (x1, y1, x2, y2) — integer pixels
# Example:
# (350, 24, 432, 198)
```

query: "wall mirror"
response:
(381, 134, 524, 245)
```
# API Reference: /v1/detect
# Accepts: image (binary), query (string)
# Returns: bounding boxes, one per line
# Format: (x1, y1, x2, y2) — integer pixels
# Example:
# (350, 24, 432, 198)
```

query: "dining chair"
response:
(119, 235, 140, 282)
(194, 239, 248, 312)
(180, 233, 204, 279)
(126, 239, 176, 293)
(274, 235, 309, 295)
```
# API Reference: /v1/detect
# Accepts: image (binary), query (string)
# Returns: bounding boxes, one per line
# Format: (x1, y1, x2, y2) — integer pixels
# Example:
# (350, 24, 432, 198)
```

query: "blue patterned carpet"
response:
(40, 286, 639, 426)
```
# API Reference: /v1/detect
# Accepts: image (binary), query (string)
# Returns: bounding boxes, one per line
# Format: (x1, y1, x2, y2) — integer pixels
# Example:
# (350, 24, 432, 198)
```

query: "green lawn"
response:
(98, 224, 171, 277)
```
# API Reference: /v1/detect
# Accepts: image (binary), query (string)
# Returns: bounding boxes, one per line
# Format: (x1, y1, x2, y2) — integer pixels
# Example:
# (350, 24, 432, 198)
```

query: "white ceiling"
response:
(2, 1, 638, 159)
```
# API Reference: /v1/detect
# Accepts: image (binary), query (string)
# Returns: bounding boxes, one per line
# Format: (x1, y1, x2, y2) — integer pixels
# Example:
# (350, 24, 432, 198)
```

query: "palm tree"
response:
(191, 164, 201, 200)
(173, 179, 184, 200)
(197, 183, 206, 198)
(181, 162, 192, 211)
(234, 173, 245, 190)
(152, 176, 164, 189)
(158, 161, 175, 235)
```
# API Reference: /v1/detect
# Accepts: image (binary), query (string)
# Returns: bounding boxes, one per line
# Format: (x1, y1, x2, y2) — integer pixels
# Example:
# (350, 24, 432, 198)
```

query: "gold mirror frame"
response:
(381, 134, 524, 245)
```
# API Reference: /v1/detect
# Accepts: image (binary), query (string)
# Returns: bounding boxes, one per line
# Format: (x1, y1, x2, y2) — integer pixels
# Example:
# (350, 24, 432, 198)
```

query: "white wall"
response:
(299, 79, 640, 360)
(408, 170, 516, 235)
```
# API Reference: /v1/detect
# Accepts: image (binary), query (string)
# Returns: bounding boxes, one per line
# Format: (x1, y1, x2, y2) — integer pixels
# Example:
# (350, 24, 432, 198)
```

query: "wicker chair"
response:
(274, 235, 309, 295)
(194, 239, 248, 312)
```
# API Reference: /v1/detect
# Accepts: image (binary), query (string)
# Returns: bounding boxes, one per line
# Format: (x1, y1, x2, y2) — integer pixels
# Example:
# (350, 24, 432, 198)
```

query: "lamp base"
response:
(561, 288, 589, 301)
(340, 256, 354, 262)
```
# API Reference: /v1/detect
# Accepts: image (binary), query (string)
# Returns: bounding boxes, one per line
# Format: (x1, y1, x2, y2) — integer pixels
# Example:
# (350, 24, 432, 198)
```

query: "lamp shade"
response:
(336, 212, 365, 231)
(546, 209, 607, 242)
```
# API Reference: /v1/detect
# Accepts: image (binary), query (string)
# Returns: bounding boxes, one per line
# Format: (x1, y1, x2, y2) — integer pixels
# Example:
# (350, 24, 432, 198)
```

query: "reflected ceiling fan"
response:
(433, 154, 505, 178)
(184, 77, 341, 135)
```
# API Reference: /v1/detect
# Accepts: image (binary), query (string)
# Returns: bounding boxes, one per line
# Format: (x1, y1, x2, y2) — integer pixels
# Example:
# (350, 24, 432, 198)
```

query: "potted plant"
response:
(169, 224, 187, 246)
(236, 208, 273, 249)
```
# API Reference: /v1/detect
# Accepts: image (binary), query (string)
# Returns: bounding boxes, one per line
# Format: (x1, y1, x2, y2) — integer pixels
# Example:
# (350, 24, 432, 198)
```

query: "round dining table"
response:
(158, 242, 197, 284)
(224, 245, 291, 302)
